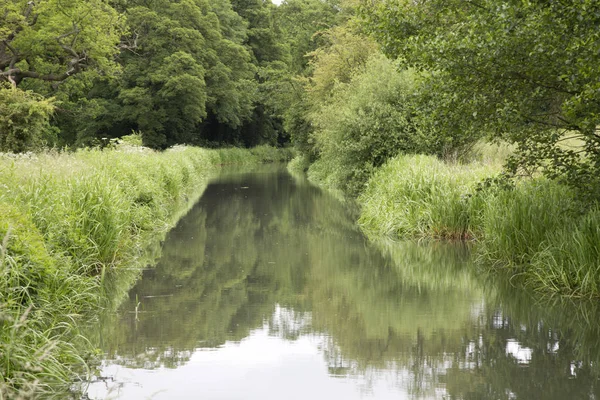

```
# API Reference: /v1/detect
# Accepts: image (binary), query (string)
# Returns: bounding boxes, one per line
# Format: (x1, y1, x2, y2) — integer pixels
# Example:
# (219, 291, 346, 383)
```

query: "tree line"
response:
(2, 0, 599, 200)
(0, 0, 342, 150)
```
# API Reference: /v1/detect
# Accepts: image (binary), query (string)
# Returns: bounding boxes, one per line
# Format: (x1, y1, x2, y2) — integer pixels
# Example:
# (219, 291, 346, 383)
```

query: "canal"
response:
(87, 165, 600, 399)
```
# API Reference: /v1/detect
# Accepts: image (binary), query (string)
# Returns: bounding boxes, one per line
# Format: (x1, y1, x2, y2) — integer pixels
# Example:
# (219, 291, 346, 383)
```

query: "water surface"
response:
(88, 165, 600, 399)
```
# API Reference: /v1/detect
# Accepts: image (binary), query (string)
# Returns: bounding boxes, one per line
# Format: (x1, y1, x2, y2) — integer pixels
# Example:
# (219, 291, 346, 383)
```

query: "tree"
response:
(276, 0, 344, 75)
(62, 0, 259, 148)
(273, 0, 348, 156)
(0, 0, 123, 87)
(309, 55, 425, 194)
(362, 0, 600, 199)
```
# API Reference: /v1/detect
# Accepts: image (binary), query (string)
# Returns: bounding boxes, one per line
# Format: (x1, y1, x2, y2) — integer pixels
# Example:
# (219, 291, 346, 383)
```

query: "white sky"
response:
(271, 0, 283, 4)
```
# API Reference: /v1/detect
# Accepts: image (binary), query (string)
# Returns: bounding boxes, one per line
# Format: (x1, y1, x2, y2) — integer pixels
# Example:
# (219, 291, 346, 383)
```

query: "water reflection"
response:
(89, 166, 600, 399)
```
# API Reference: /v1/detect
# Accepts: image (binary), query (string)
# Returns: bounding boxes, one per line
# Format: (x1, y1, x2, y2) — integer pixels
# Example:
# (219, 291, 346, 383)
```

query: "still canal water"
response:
(87, 165, 600, 399)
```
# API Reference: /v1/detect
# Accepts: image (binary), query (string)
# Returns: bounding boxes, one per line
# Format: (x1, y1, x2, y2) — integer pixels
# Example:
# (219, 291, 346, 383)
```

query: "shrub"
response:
(0, 86, 57, 153)
(308, 55, 427, 195)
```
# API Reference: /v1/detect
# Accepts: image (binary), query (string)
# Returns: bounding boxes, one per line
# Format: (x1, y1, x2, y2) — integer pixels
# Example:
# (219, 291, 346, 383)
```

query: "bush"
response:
(0, 86, 57, 153)
(308, 55, 427, 195)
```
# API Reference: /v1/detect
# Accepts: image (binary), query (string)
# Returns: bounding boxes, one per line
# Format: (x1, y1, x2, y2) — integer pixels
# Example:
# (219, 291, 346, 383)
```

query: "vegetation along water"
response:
(1, 0, 599, 398)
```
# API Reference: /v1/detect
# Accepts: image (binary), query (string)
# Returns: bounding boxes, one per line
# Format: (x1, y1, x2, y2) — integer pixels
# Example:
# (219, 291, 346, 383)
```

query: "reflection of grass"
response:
(0, 146, 292, 398)
(484, 268, 600, 368)
(375, 239, 477, 292)
(309, 238, 481, 365)
(359, 152, 600, 297)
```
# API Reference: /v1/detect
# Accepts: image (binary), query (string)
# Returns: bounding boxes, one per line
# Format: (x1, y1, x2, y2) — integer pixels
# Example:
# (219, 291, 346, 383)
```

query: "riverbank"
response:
(295, 146, 600, 298)
(0, 145, 293, 398)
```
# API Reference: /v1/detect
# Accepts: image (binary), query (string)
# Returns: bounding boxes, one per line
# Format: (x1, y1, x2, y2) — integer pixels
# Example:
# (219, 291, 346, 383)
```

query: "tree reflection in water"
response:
(94, 165, 600, 399)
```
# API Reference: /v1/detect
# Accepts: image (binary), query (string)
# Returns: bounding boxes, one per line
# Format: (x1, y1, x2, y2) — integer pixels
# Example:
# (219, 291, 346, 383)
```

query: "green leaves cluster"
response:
(0, 0, 123, 86)
(362, 0, 600, 199)
(0, 85, 56, 152)
(106, 0, 258, 148)
(309, 55, 424, 194)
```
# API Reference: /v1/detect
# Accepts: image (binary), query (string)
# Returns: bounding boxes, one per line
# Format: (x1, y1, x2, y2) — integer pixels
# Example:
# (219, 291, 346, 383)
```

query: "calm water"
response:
(88, 165, 600, 400)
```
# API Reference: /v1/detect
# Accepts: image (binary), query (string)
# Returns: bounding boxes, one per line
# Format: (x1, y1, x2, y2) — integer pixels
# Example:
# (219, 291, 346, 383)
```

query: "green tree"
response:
(0, 0, 123, 87)
(63, 0, 258, 148)
(276, 0, 344, 75)
(309, 55, 425, 194)
(362, 0, 600, 199)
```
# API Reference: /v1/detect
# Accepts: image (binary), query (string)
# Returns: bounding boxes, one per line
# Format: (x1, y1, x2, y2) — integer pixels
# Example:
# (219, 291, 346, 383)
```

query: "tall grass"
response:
(358, 154, 498, 239)
(0, 145, 292, 398)
(357, 151, 600, 297)
(478, 179, 578, 267)
(529, 206, 600, 297)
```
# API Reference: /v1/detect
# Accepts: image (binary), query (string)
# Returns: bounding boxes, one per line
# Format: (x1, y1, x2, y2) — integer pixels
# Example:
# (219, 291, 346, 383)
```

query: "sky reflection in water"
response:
(88, 165, 600, 400)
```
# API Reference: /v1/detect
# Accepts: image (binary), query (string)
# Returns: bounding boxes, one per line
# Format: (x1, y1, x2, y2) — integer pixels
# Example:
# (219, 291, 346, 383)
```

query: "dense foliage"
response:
(308, 56, 424, 194)
(1, 0, 325, 150)
(361, 0, 600, 199)
(0, 0, 123, 86)
(0, 85, 56, 152)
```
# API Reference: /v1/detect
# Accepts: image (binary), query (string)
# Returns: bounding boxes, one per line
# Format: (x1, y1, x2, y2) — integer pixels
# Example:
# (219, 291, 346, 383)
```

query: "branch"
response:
(556, 115, 581, 131)
(555, 134, 585, 143)
(23, 1, 36, 20)
(59, 43, 79, 60)
(119, 32, 140, 55)
(1, 68, 74, 84)
(520, 114, 575, 130)
(2, 40, 20, 70)
(56, 29, 80, 42)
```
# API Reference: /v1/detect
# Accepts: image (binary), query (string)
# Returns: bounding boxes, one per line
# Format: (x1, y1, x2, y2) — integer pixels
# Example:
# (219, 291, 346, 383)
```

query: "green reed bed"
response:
(0, 145, 292, 398)
(358, 153, 600, 298)
(357, 154, 497, 239)
(478, 179, 579, 267)
(529, 207, 600, 297)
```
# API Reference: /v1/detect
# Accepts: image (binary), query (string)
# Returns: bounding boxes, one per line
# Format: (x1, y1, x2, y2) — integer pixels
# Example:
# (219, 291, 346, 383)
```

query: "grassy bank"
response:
(357, 152, 600, 298)
(0, 145, 292, 398)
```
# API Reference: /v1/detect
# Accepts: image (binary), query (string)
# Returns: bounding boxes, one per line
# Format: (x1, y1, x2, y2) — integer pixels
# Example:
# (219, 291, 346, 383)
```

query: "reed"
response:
(356, 151, 600, 297)
(358, 154, 498, 239)
(528, 207, 600, 297)
(478, 179, 578, 267)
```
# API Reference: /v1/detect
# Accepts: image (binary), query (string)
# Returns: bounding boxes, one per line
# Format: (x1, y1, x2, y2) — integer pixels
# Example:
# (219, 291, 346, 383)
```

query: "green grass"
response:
(0, 145, 292, 398)
(358, 154, 498, 239)
(356, 151, 600, 298)
(529, 206, 600, 298)
(478, 179, 579, 267)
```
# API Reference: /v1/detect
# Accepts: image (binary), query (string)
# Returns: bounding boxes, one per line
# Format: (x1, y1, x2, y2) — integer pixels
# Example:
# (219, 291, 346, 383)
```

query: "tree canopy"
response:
(0, 0, 123, 87)
(362, 0, 600, 197)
